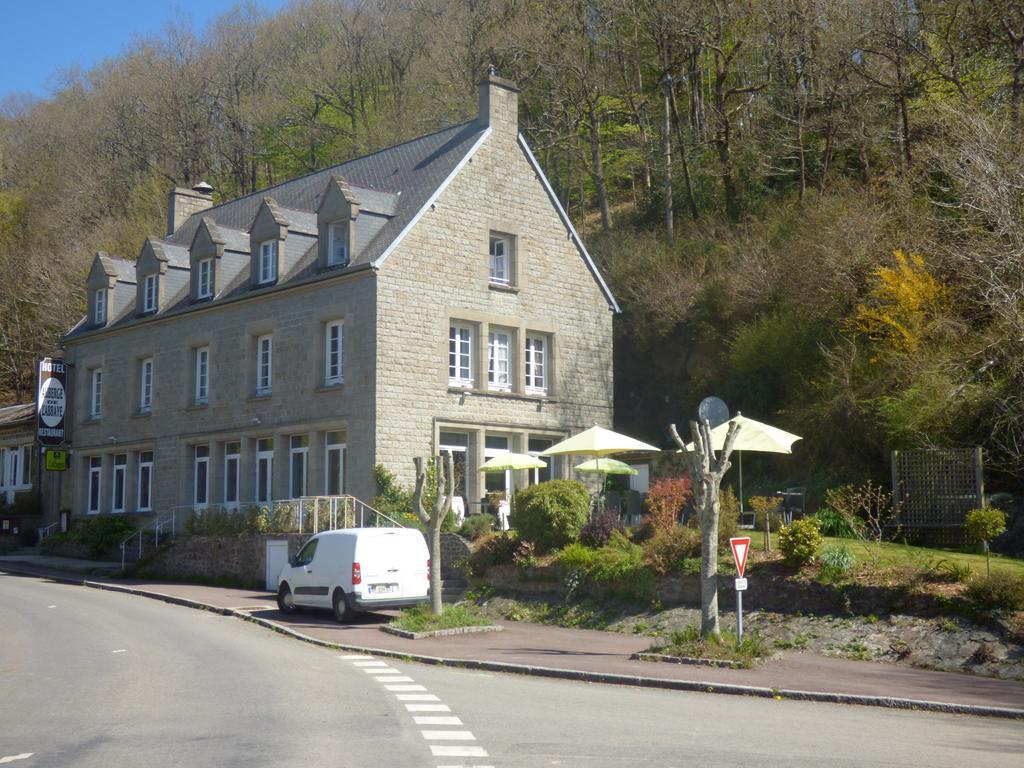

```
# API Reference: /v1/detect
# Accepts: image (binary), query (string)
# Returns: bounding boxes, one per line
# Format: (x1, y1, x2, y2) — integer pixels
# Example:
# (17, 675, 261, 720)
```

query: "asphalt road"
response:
(2, 573, 1022, 768)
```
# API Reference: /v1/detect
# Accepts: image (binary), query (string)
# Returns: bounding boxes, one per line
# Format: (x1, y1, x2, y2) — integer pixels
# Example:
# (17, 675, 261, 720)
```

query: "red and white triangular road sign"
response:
(729, 536, 751, 579)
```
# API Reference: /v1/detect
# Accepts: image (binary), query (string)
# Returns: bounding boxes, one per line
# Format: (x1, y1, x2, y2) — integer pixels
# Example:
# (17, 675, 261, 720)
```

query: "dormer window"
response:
(327, 222, 349, 267)
(259, 240, 278, 284)
(93, 288, 107, 325)
(143, 275, 158, 313)
(197, 258, 213, 299)
(489, 234, 512, 286)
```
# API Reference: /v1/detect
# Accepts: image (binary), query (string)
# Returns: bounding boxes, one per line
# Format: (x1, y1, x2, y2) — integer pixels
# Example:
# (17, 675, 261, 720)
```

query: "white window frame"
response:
(19, 445, 33, 488)
(325, 432, 345, 496)
(449, 324, 473, 388)
(483, 435, 512, 497)
(224, 442, 240, 509)
(289, 435, 309, 499)
(143, 274, 158, 313)
(256, 437, 274, 503)
(94, 288, 107, 324)
(193, 445, 210, 508)
(525, 335, 547, 395)
(488, 330, 512, 392)
(88, 457, 102, 514)
(489, 234, 511, 286)
(137, 451, 153, 512)
(325, 320, 344, 385)
(90, 369, 103, 419)
(111, 453, 127, 513)
(327, 221, 348, 267)
(194, 346, 210, 404)
(140, 357, 153, 412)
(197, 258, 213, 299)
(258, 240, 277, 284)
(256, 335, 272, 395)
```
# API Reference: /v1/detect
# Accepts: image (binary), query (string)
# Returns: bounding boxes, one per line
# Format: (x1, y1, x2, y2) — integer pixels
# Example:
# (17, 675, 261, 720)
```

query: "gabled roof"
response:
(0, 403, 34, 429)
(96, 253, 136, 284)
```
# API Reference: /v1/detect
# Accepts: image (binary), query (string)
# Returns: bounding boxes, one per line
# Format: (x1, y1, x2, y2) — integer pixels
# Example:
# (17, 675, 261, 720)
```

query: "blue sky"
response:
(0, 0, 290, 99)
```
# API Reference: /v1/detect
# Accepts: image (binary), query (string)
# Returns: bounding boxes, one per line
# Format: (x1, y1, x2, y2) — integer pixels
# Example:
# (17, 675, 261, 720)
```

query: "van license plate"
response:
(369, 584, 397, 595)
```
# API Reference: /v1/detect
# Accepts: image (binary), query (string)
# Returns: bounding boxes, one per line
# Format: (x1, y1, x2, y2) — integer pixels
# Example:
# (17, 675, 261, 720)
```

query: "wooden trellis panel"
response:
(891, 447, 984, 529)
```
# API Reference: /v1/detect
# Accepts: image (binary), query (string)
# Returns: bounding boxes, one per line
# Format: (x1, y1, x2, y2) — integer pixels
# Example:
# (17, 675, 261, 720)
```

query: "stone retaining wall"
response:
(134, 534, 309, 588)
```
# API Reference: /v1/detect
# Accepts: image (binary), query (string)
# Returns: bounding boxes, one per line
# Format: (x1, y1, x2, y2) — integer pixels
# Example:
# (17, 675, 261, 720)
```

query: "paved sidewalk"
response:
(3, 558, 1023, 717)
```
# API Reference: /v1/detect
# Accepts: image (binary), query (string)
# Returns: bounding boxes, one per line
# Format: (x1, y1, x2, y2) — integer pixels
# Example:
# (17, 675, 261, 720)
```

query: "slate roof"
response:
(0, 403, 34, 430)
(99, 254, 137, 284)
(167, 120, 484, 269)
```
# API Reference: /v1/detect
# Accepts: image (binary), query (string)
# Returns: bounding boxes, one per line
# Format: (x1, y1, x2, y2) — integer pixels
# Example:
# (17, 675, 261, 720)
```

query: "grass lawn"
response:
(742, 529, 1024, 577)
(389, 604, 495, 633)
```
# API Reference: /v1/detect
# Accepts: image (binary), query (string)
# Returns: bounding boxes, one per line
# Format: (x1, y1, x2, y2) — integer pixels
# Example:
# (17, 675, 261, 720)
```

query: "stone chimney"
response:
(167, 182, 214, 236)
(478, 67, 520, 142)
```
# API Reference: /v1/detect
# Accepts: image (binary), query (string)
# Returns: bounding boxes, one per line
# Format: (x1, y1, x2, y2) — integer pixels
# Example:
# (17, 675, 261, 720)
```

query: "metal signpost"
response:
(729, 536, 751, 643)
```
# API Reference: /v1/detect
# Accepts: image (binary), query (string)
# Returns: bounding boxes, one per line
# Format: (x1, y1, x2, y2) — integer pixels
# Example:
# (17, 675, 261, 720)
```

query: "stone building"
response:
(61, 75, 618, 520)
(0, 403, 38, 542)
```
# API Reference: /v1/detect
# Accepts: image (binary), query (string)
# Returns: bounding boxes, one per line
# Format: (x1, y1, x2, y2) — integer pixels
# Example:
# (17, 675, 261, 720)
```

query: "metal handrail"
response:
(120, 529, 143, 571)
(294, 495, 405, 532)
(154, 512, 175, 548)
(38, 522, 60, 540)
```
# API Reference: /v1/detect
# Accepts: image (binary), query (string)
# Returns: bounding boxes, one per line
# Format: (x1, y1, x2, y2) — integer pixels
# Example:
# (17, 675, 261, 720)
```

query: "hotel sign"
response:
(37, 358, 67, 446)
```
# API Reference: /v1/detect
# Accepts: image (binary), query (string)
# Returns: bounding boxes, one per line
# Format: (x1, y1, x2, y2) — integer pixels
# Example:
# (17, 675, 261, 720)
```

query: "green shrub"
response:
(644, 476, 692, 533)
(820, 543, 856, 574)
(642, 527, 701, 576)
(459, 514, 495, 541)
(467, 532, 519, 576)
(579, 511, 625, 548)
(965, 572, 1024, 612)
(716, 487, 740, 547)
(514, 480, 591, 552)
(815, 507, 859, 538)
(778, 517, 823, 567)
(559, 532, 654, 602)
(373, 463, 412, 520)
(965, 506, 1007, 576)
(71, 516, 138, 559)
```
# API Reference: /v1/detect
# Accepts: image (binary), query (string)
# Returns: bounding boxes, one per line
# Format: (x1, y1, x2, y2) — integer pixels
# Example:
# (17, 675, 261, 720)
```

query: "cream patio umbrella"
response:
(573, 457, 640, 475)
(479, 452, 547, 530)
(682, 412, 802, 513)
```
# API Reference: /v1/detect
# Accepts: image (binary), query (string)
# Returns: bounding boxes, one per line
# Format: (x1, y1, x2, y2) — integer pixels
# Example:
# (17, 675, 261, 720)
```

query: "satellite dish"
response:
(698, 396, 730, 428)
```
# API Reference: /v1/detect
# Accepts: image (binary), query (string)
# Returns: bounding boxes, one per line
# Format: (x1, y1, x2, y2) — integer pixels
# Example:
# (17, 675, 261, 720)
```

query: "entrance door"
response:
(266, 539, 289, 591)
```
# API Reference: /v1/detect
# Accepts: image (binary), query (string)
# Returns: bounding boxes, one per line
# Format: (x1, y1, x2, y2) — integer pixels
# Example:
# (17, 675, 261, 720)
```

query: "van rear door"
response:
(358, 531, 427, 602)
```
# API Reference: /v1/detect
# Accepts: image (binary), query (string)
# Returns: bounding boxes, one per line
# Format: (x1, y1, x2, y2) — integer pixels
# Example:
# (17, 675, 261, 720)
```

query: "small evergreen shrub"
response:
(459, 514, 495, 541)
(642, 527, 701, 576)
(965, 572, 1024, 612)
(514, 480, 591, 552)
(815, 506, 858, 538)
(467, 532, 519, 576)
(819, 543, 856, 574)
(71, 516, 138, 559)
(778, 517, 823, 567)
(716, 486, 741, 547)
(559, 532, 654, 602)
(580, 511, 625, 548)
(644, 476, 692, 533)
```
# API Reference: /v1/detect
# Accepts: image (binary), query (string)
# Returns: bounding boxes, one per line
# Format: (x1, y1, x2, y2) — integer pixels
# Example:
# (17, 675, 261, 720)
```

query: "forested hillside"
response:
(1, 0, 1022, 492)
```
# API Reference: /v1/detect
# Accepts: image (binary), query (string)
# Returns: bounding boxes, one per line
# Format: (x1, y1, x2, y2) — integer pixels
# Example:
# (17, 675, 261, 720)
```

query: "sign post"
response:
(729, 536, 751, 644)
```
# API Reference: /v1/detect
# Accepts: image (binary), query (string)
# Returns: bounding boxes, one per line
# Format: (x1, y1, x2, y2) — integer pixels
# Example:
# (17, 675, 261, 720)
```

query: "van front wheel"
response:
(333, 589, 355, 623)
(277, 583, 299, 614)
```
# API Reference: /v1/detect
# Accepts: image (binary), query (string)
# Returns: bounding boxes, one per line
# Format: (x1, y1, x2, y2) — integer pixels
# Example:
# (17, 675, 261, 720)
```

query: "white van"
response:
(276, 528, 430, 622)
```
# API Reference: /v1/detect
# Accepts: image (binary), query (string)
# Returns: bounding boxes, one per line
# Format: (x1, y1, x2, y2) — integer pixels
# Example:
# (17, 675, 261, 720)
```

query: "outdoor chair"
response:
(777, 487, 806, 525)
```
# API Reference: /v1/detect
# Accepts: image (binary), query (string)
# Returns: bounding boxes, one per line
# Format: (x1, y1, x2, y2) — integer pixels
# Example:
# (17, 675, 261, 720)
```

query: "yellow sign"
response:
(45, 450, 67, 471)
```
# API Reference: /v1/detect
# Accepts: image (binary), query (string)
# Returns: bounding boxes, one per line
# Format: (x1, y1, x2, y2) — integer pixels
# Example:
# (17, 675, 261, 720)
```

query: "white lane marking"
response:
(353, 661, 388, 667)
(422, 731, 475, 741)
(111, 649, 127, 654)
(339, 654, 373, 660)
(363, 668, 402, 674)
(405, 704, 450, 712)
(47, 605, 56, 608)
(413, 716, 463, 726)
(376, 676, 415, 683)
(386, 684, 427, 692)
(396, 694, 440, 701)
(0, 754, 33, 765)
(430, 746, 489, 757)
(436, 765, 494, 768)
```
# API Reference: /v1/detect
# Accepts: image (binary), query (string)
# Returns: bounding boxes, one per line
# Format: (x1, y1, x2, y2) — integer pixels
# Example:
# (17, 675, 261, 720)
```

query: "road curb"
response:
(4, 563, 1023, 720)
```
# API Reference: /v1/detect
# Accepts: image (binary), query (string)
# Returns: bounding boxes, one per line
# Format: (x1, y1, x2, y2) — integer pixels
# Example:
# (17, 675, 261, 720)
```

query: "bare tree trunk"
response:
(588, 105, 613, 232)
(661, 73, 674, 245)
(670, 419, 740, 639)
(669, 82, 699, 221)
(413, 452, 454, 615)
